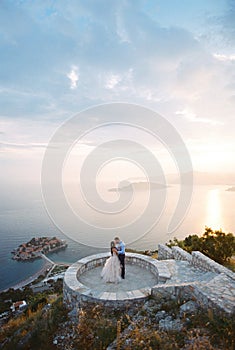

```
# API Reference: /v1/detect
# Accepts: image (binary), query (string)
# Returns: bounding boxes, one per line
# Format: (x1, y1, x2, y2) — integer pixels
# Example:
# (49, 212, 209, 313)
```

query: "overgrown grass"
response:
(74, 303, 130, 349)
(1, 290, 234, 350)
(66, 300, 234, 350)
(0, 295, 68, 350)
(114, 308, 235, 350)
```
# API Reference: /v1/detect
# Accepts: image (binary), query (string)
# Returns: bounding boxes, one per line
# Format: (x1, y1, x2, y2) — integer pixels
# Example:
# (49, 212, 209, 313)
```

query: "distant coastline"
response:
(109, 181, 167, 192)
(0, 255, 54, 292)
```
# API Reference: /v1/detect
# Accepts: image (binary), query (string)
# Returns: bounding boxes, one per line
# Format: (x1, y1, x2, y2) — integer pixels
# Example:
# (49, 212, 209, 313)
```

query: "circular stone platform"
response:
(78, 264, 157, 292)
(63, 252, 171, 309)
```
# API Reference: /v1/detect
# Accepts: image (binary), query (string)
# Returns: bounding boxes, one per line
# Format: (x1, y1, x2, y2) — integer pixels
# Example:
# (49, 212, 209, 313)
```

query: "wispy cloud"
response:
(213, 53, 235, 62)
(67, 66, 79, 89)
(176, 109, 224, 126)
(105, 73, 121, 89)
(0, 142, 48, 151)
(1, 0, 235, 176)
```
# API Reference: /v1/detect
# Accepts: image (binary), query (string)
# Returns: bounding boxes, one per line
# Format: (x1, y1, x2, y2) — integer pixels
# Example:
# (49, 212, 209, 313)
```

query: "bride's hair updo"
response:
(110, 240, 115, 255)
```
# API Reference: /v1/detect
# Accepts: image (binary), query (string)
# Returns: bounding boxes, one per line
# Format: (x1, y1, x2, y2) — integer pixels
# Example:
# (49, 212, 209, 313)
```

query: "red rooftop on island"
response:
(11, 237, 67, 261)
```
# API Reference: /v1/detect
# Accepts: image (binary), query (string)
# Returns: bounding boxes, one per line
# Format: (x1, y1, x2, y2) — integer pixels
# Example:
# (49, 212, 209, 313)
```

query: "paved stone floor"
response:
(164, 260, 235, 314)
(78, 264, 158, 293)
(77, 260, 218, 294)
(165, 260, 216, 284)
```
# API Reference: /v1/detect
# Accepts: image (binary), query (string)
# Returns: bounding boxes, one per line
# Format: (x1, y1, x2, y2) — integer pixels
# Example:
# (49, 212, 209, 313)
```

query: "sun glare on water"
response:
(206, 189, 223, 230)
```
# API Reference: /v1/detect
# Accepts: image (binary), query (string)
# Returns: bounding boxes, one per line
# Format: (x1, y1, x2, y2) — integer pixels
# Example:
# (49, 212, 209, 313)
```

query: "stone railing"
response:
(158, 245, 234, 280)
(191, 251, 235, 280)
(63, 252, 172, 311)
(63, 247, 235, 317)
(171, 246, 192, 262)
(158, 244, 173, 260)
(74, 253, 169, 281)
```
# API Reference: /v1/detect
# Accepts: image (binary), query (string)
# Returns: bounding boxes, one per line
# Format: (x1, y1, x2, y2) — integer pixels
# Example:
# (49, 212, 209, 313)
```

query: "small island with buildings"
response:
(226, 186, 235, 192)
(11, 236, 67, 261)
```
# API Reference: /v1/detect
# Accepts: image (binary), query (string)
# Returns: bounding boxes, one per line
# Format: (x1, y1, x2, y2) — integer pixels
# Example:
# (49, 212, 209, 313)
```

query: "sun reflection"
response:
(206, 189, 222, 229)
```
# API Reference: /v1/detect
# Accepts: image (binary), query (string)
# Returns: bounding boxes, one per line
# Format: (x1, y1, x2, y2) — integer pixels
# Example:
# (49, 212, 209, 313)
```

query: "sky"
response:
(1, 0, 235, 186)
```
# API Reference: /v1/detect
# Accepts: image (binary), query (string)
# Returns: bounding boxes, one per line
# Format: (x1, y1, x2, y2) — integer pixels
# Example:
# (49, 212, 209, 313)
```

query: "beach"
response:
(1, 256, 55, 292)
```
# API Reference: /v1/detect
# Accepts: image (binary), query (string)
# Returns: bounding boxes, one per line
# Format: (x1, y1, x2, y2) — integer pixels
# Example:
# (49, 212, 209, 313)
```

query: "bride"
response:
(101, 241, 121, 283)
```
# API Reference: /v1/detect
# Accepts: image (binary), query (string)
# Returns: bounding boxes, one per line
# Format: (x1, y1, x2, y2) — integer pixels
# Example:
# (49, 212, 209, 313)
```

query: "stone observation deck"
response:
(63, 252, 166, 306)
(63, 246, 235, 317)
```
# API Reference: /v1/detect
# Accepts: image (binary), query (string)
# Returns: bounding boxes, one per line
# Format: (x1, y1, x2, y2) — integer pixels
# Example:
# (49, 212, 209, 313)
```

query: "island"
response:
(109, 181, 167, 192)
(226, 186, 235, 192)
(11, 236, 67, 261)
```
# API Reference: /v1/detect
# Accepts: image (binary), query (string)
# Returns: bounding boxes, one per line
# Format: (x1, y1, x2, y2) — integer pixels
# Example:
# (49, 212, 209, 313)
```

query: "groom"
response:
(114, 236, 125, 279)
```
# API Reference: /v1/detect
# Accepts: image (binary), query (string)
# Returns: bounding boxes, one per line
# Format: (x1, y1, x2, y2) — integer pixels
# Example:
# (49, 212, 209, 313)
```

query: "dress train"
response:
(101, 254, 121, 283)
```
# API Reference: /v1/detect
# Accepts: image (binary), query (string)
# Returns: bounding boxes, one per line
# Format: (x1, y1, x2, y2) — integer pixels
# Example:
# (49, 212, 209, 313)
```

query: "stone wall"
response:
(158, 244, 173, 260)
(155, 244, 235, 317)
(151, 278, 234, 317)
(63, 252, 172, 312)
(158, 244, 234, 280)
(158, 244, 192, 262)
(171, 246, 192, 262)
(63, 247, 235, 318)
(191, 251, 235, 280)
(151, 282, 197, 301)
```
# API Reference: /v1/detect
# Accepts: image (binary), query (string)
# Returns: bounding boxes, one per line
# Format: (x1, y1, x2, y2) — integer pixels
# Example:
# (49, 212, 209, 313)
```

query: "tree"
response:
(184, 234, 202, 252)
(167, 227, 235, 264)
(201, 227, 235, 264)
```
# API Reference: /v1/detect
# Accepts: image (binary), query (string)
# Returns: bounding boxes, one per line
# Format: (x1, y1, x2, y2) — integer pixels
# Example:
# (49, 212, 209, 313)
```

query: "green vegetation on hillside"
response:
(3, 298, 233, 350)
(5, 298, 232, 350)
(0, 279, 65, 350)
(167, 227, 235, 265)
(0, 295, 67, 350)
(0, 279, 63, 314)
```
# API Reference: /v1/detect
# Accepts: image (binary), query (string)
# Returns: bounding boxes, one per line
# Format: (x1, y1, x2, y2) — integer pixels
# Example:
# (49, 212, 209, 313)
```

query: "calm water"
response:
(0, 183, 234, 291)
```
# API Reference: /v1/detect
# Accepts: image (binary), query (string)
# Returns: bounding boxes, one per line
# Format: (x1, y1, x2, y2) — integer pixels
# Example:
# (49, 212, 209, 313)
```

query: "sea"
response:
(0, 182, 234, 291)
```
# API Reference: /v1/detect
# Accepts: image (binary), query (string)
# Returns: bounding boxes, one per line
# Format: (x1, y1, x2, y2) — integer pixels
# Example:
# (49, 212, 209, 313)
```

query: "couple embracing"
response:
(101, 237, 125, 283)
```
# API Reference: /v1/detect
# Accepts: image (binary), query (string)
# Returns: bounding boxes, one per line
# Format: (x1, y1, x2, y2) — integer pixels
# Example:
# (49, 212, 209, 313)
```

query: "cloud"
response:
(105, 73, 121, 89)
(213, 53, 235, 62)
(0, 142, 48, 151)
(67, 66, 79, 89)
(176, 109, 224, 126)
(0, 0, 232, 120)
(0, 0, 235, 175)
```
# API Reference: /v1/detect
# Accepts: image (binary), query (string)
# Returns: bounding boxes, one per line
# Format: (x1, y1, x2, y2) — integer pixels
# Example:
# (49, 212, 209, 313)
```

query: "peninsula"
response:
(11, 236, 67, 261)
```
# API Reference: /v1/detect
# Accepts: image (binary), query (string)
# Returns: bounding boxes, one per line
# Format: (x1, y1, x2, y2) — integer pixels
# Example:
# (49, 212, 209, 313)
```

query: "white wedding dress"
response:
(101, 253, 121, 283)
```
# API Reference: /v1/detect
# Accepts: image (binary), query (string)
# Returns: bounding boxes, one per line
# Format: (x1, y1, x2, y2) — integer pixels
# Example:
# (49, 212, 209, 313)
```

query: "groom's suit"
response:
(116, 241, 125, 279)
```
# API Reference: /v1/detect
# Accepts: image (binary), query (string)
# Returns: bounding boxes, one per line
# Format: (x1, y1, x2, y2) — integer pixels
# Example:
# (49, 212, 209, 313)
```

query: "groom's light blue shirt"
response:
(117, 241, 125, 255)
